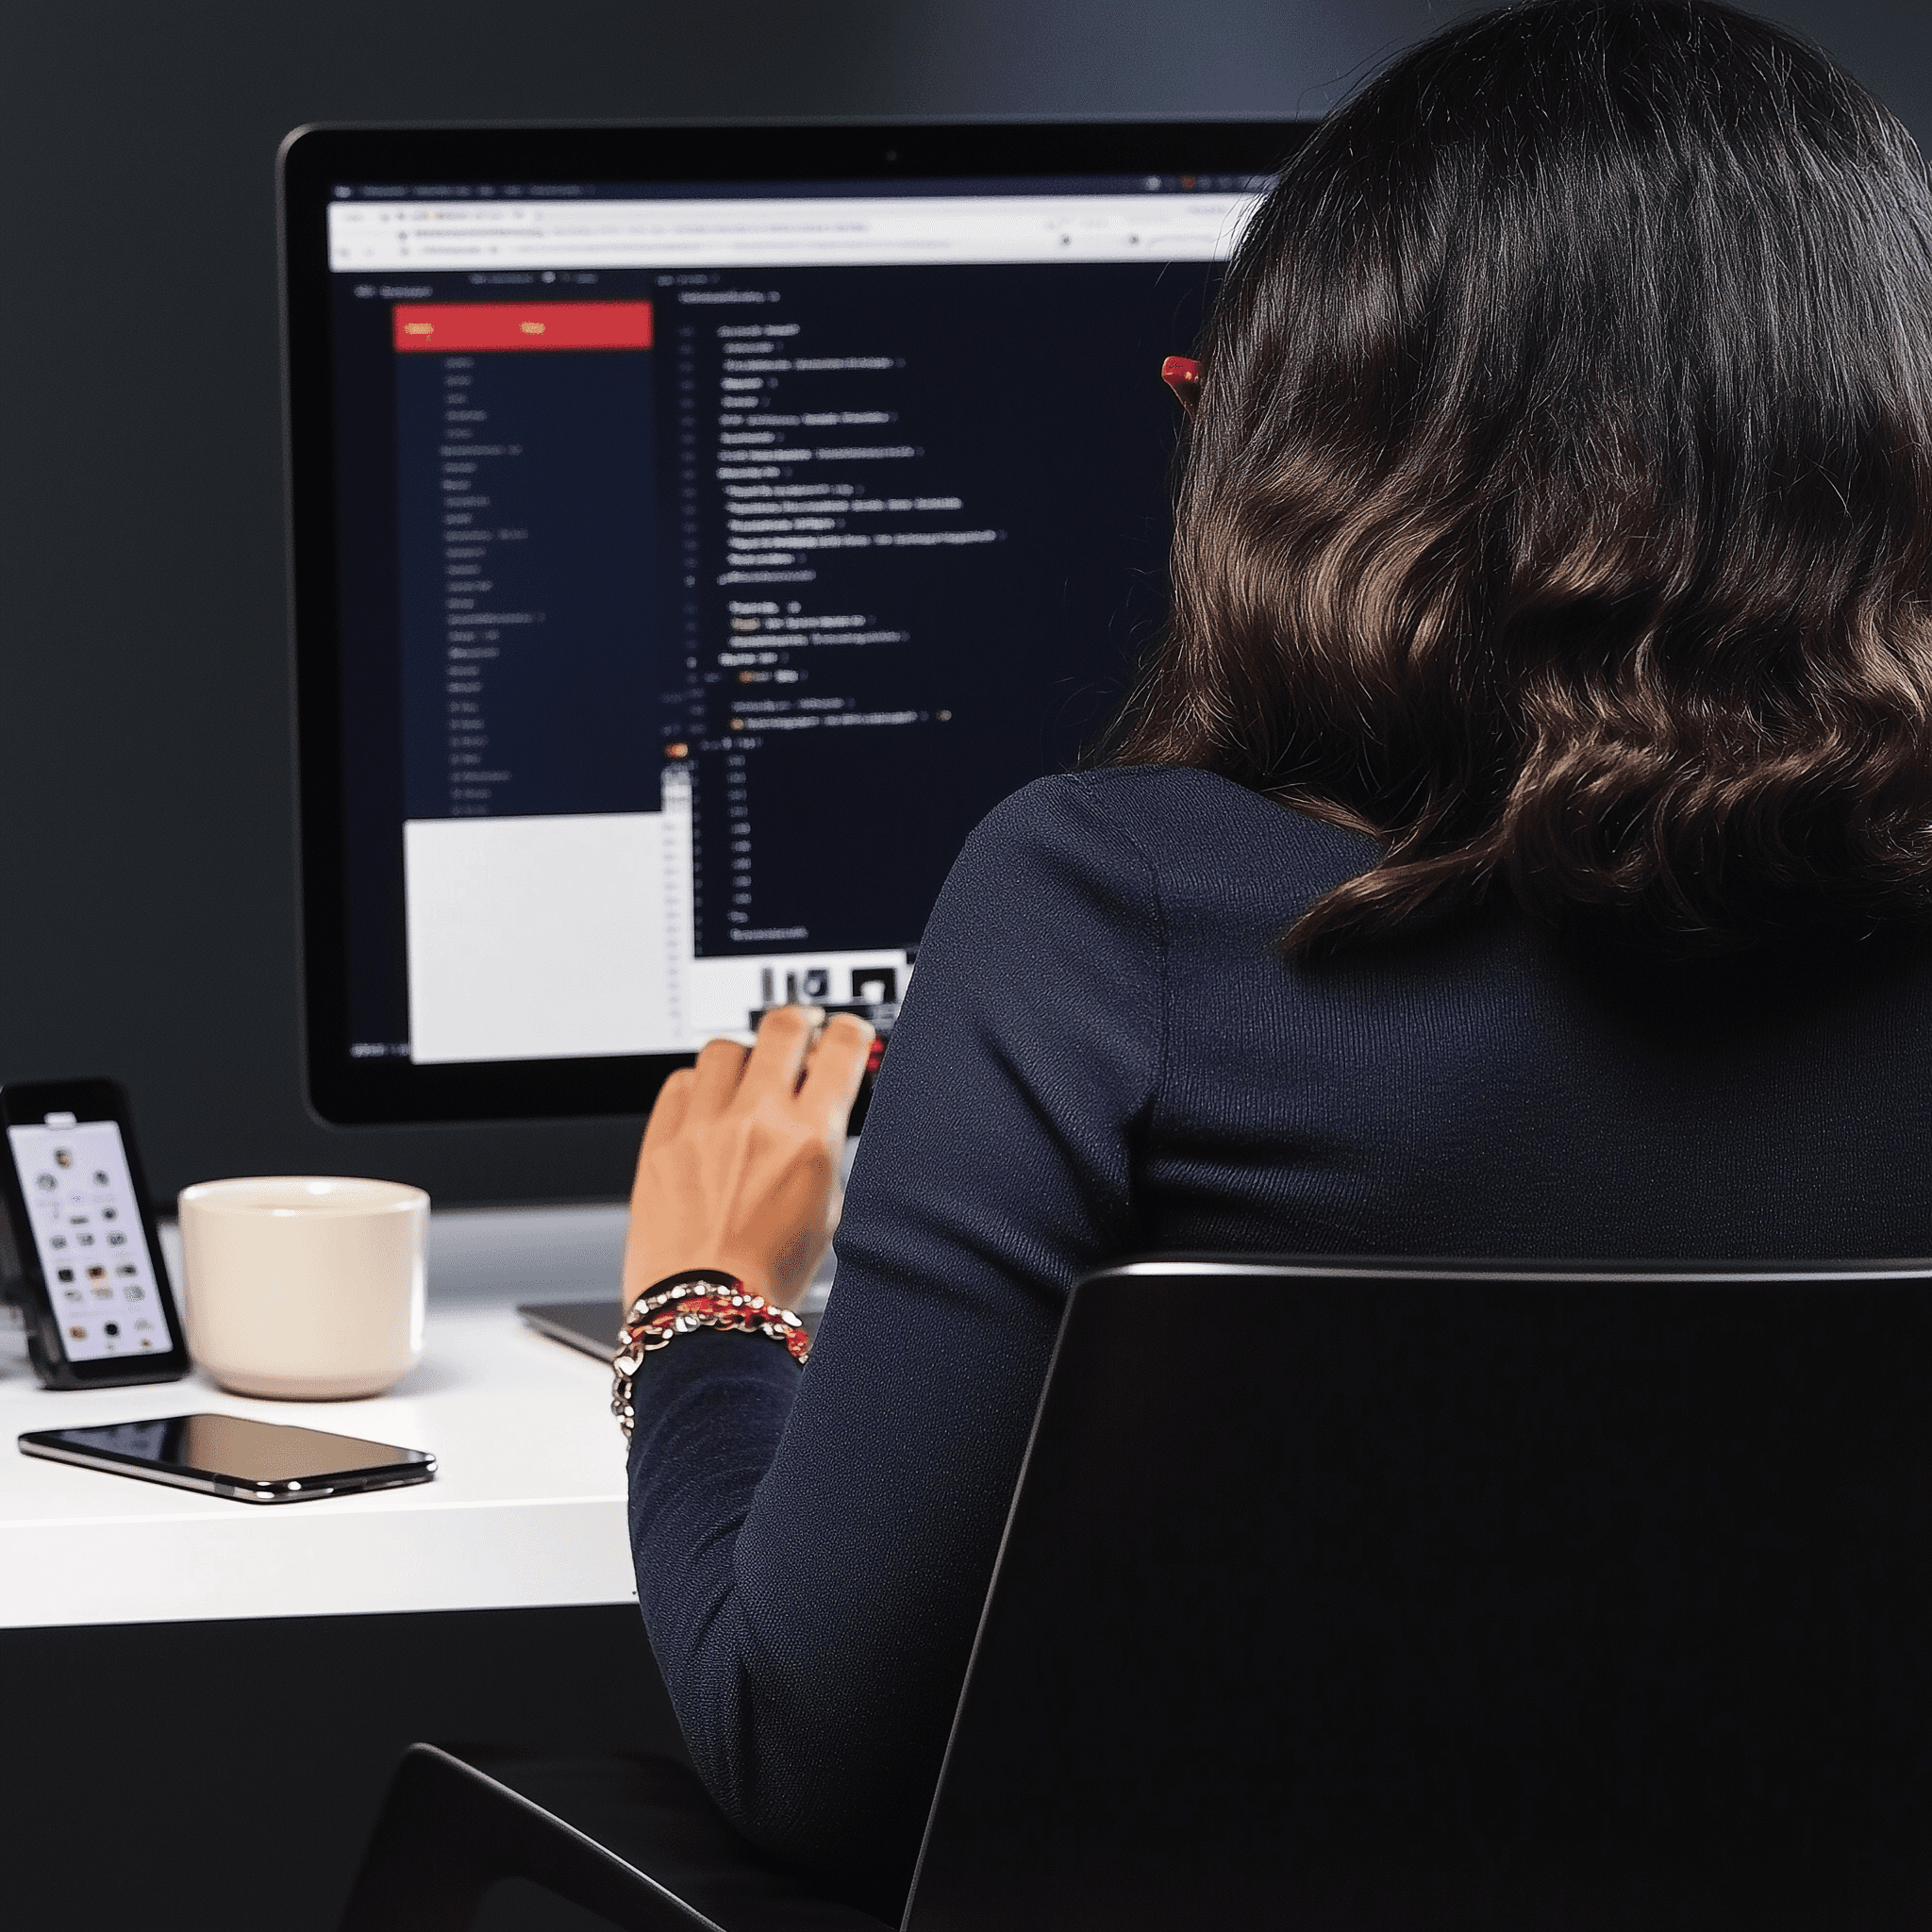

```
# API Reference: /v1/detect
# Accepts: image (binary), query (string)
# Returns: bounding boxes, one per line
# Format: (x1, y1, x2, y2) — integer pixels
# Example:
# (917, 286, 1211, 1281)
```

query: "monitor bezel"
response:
(281, 117, 1313, 1127)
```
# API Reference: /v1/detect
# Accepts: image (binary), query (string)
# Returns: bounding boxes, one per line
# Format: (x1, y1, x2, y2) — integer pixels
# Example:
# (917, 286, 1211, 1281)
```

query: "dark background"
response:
(0, 1606, 685, 1931)
(1, 0, 1925, 1207)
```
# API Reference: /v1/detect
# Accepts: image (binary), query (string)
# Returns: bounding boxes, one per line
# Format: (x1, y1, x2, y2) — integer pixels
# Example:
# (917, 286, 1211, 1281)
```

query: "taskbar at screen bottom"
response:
(308, 1027, 891, 1127)
(307, 1047, 686, 1126)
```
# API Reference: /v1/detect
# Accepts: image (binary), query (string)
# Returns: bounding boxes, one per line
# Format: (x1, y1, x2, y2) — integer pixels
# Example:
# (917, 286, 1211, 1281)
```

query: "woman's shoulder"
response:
(963, 766, 1381, 916)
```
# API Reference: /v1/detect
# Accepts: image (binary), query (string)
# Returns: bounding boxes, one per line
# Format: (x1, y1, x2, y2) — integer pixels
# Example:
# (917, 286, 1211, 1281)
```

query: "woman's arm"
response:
(624, 774, 1165, 1907)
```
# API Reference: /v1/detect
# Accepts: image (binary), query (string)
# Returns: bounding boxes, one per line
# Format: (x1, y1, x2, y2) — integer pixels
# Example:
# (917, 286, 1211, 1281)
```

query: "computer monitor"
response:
(281, 120, 1308, 1125)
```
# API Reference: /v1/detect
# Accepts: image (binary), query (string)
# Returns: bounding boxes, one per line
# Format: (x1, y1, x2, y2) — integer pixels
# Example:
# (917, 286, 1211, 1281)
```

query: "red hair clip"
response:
(1161, 356, 1202, 405)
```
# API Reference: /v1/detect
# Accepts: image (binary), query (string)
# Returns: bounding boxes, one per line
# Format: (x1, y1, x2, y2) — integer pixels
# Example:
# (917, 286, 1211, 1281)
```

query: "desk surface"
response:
(0, 1205, 709, 1630)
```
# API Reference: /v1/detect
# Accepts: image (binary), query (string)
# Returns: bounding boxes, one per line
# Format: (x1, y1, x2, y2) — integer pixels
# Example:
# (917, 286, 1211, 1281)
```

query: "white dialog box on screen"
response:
(403, 811, 691, 1063)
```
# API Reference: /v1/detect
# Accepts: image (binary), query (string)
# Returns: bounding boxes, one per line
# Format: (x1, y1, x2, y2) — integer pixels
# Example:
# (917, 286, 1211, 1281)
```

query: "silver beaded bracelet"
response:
(610, 1271, 810, 1438)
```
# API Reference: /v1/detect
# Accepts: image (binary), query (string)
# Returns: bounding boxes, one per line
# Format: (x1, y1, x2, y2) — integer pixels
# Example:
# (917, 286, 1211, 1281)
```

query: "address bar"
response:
(327, 193, 1260, 274)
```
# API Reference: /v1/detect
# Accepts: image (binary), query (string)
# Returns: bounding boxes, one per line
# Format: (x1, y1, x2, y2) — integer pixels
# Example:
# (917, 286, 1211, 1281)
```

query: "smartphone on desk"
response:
(19, 1413, 437, 1504)
(0, 1077, 190, 1390)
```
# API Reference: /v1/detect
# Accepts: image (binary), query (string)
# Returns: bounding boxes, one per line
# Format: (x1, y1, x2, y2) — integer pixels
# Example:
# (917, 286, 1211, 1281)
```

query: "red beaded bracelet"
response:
(611, 1271, 810, 1438)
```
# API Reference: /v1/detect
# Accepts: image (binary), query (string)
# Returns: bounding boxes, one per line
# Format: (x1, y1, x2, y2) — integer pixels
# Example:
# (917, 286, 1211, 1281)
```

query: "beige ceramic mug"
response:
(177, 1176, 428, 1399)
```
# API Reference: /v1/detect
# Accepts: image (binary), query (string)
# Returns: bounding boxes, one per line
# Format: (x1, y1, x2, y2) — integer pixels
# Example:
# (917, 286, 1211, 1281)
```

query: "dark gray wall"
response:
(0, 1, 1924, 1205)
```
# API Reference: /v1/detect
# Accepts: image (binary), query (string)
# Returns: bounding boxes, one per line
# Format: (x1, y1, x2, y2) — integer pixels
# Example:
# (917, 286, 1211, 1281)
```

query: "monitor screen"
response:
(282, 122, 1307, 1124)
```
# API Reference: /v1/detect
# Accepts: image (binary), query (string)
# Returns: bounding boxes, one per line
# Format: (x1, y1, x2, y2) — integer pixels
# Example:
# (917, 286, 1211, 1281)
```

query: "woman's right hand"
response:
(622, 1005, 875, 1310)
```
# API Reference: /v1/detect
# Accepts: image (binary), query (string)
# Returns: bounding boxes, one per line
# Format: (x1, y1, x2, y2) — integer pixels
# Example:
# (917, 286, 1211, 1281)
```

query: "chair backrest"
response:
(902, 1257, 1932, 1931)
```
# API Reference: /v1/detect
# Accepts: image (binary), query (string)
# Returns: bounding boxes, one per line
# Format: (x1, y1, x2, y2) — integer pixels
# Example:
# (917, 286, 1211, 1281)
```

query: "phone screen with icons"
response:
(0, 1079, 189, 1389)
(7, 1117, 166, 1363)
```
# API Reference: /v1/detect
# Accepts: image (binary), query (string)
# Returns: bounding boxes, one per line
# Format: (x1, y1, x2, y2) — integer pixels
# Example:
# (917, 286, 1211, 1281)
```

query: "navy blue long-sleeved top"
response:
(626, 766, 1932, 1907)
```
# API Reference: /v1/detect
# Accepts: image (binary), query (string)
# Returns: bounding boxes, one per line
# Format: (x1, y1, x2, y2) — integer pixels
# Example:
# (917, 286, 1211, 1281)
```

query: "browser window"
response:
(319, 175, 1265, 1065)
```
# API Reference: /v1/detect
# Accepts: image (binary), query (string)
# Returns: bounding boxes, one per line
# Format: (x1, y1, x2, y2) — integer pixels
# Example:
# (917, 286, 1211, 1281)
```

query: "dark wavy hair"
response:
(1109, 0, 1932, 960)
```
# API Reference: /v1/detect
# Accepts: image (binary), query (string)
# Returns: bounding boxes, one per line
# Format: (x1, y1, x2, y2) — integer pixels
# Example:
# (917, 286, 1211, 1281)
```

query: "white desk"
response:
(0, 1205, 656, 1629)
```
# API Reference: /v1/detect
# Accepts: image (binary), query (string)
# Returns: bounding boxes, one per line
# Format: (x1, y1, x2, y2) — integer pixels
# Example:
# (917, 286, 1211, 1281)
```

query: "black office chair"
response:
(341, 1256, 1932, 1930)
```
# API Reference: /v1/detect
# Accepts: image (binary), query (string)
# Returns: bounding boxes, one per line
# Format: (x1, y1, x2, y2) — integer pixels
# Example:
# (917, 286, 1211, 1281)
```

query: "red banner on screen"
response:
(391, 301, 654, 353)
